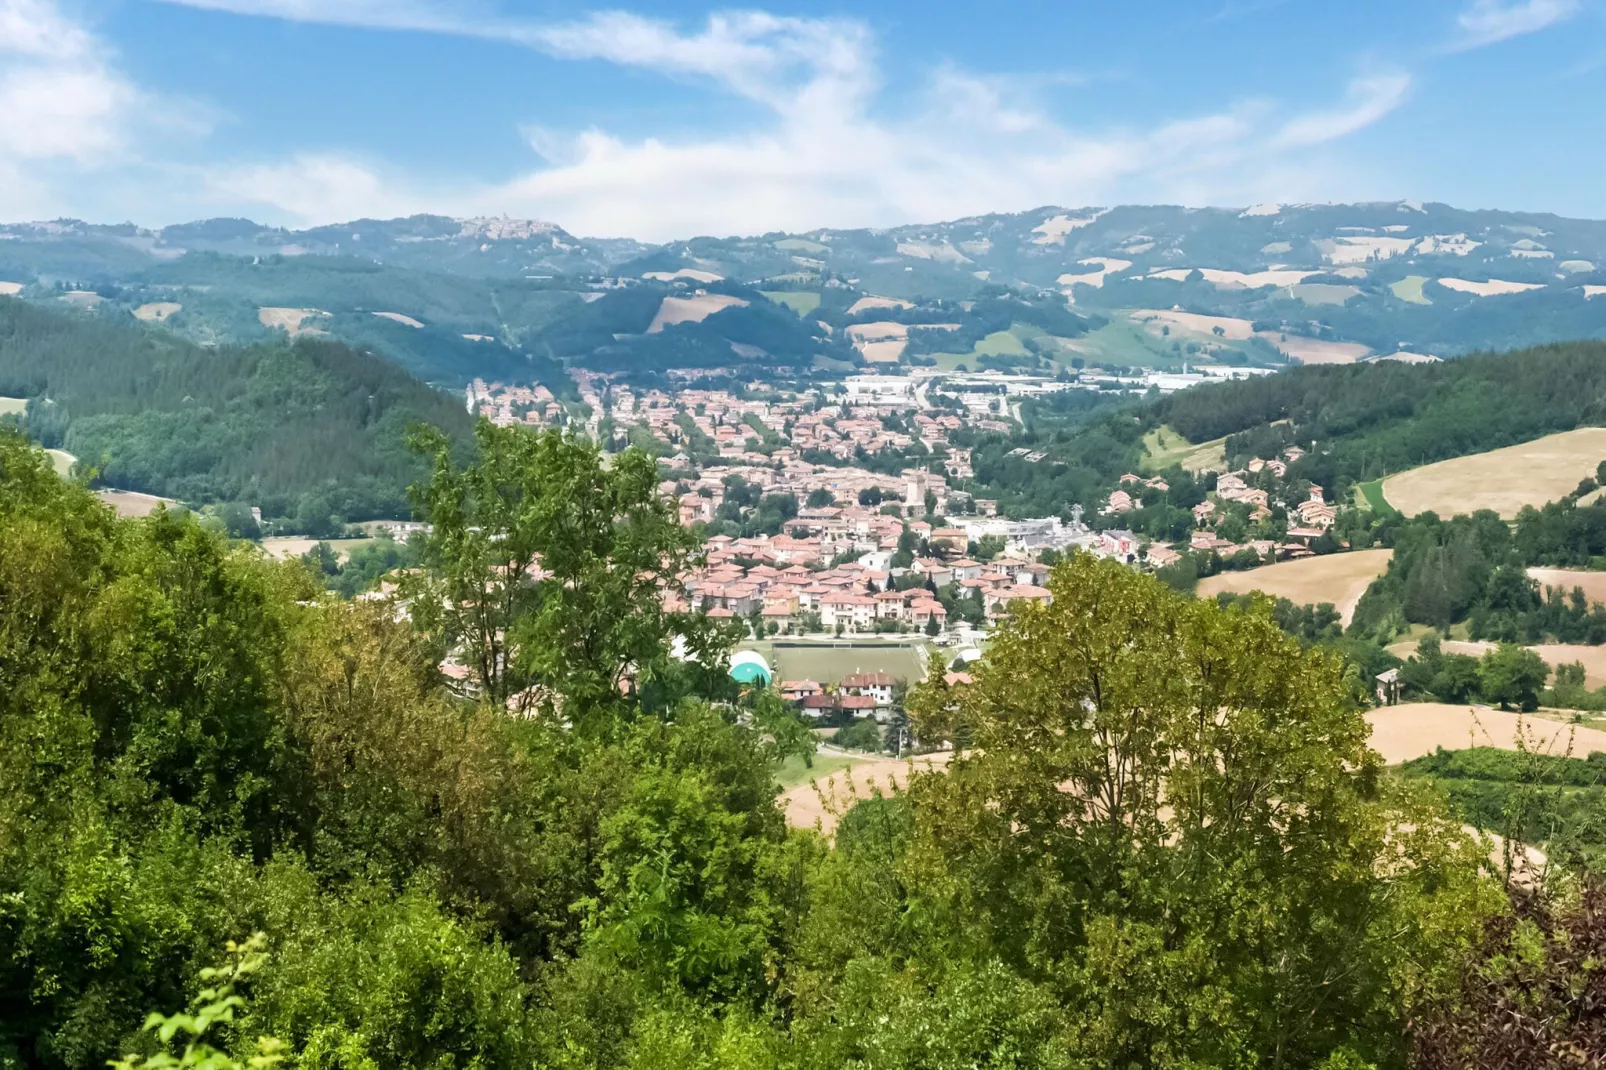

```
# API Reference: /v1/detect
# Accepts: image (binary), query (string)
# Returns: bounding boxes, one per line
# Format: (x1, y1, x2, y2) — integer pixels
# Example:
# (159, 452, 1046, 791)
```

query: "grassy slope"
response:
(761, 291, 822, 316)
(1141, 425, 1228, 473)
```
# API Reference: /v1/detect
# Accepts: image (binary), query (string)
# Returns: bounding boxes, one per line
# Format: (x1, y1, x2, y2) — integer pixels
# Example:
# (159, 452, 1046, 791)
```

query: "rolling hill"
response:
(0, 297, 472, 528)
(5, 201, 1606, 388)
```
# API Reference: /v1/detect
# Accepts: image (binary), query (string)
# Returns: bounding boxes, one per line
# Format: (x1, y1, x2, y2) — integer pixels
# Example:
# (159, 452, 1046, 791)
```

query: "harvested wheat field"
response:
(1380, 427, 1606, 519)
(1366, 702, 1606, 765)
(259, 307, 330, 336)
(858, 340, 906, 363)
(1136, 309, 1255, 340)
(782, 751, 952, 834)
(845, 321, 908, 342)
(1262, 334, 1371, 364)
(642, 268, 723, 283)
(97, 490, 176, 517)
(372, 311, 424, 328)
(1387, 639, 1606, 690)
(846, 295, 912, 315)
(1196, 549, 1392, 625)
(647, 293, 747, 333)
(133, 302, 181, 322)
(0, 282, 22, 296)
(1528, 568, 1606, 606)
(1436, 277, 1544, 297)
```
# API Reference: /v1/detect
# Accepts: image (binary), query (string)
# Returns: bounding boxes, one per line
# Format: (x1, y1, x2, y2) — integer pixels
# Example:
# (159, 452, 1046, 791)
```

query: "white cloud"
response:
(26, 2, 1416, 237)
(0, 0, 216, 219)
(1452, 0, 1580, 50)
(1273, 72, 1411, 148)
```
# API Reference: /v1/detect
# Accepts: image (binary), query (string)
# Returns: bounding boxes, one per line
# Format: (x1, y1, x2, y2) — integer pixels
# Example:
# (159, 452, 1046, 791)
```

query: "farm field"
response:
(774, 752, 859, 792)
(757, 642, 928, 685)
(760, 290, 821, 316)
(1063, 316, 1186, 369)
(974, 329, 1029, 357)
(1379, 427, 1606, 518)
(0, 396, 26, 416)
(259, 536, 372, 562)
(1387, 639, 1606, 689)
(1366, 702, 1606, 765)
(781, 751, 952, 833)
(1196, 548, 1392, 625)
(96, 489, 174, 517)
(47, 450, 76, 477)
(1141, 425, 1227, 473)
(1529, 568, 1606, 606)
(1390, 275, 1431, 304)
(1353, 478, 1396, 514)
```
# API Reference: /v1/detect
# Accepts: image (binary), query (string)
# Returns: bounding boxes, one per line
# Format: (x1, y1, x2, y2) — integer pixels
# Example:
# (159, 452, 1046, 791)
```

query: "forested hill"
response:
(0, 297, 471, 526)
(1154, 341, 1606, 492)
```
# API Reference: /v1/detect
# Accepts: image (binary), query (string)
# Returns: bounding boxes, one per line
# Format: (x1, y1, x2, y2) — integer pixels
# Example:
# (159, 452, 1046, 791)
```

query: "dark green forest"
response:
(1158, 341, 1606, 497)
(6, 426, 1580, 1067)
(0, 298, 471, 528)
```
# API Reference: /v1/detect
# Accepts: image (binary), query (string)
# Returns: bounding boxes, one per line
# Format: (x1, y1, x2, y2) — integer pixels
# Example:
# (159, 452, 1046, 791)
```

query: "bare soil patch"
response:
(0, 282, 22, 296)
(1380, 427, 1606, 519)
(1196, 549, 1392, 625)
(372, 311, 424, 328)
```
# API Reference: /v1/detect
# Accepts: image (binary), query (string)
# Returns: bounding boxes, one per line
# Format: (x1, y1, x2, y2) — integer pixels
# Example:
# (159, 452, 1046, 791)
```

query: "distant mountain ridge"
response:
(6, 200, 1606, 385)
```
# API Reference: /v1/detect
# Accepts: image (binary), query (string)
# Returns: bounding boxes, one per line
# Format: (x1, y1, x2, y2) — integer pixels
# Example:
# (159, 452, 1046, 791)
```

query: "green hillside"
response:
(0, 297, 471, 528)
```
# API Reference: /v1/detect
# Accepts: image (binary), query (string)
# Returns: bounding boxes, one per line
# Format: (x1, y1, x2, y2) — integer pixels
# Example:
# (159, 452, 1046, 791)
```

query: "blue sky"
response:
(0, 0, 1601, 238)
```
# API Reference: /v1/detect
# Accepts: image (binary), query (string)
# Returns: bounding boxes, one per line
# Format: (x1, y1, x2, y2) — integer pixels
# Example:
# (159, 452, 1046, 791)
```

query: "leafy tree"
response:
(806, 487, 834, 508)
(1480, 643, 1550, 711)
(111, 935, 289, 1070)
(902, 553, 1498, 1066)
(405, 420, 732, 719)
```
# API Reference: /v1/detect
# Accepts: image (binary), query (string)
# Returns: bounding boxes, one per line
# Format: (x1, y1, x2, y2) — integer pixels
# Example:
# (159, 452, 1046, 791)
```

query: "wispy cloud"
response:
(1451, 0, 1580, 50)
(33, 2, 1417, 236)
(1273, 72, 1411, 148)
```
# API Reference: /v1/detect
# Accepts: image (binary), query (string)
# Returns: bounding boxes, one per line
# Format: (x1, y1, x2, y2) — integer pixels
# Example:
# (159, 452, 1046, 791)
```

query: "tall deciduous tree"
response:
(405, 420, 732, 720)
(903, 553, 1499, 1066)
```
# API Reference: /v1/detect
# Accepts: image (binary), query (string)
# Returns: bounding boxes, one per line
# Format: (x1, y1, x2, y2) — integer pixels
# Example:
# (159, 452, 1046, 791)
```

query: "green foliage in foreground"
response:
(1400, 746, 1606, 867)
(0, 428, 1522, 1067)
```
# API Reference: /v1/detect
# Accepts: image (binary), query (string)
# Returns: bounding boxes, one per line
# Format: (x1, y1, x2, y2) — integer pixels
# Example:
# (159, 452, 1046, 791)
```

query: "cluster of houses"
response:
(674, 544, 1055, 634)
(779, 672, 898, 719)
(1102, 444, 1345, 566)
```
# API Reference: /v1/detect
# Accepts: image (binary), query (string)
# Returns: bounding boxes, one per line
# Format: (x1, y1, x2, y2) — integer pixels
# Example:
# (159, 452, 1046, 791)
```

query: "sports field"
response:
(761, 642, 926, 685)
(1196, 549, 1392, 625)
(1379, 427, 1606, 518)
